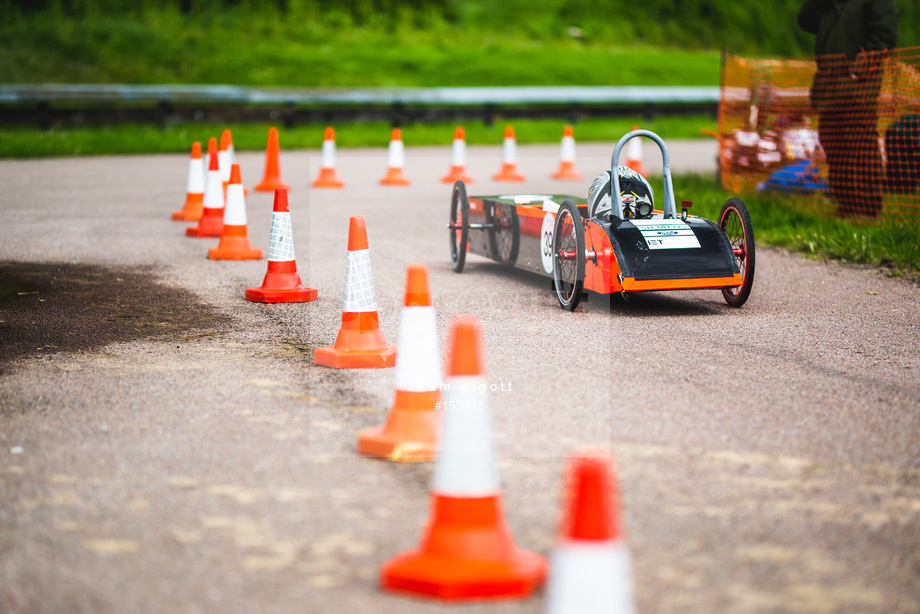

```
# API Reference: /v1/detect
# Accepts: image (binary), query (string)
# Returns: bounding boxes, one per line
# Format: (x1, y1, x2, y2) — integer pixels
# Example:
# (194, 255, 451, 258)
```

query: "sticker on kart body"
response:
(631, 219, 701, 250)
(541, 213, 555, 274)
(500, 194, 554, 204)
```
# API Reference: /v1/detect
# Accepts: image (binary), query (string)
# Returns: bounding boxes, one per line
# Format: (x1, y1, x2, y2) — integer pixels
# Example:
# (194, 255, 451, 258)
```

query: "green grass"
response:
(0, 15, 721, 87)
(0, 116, 717, 158)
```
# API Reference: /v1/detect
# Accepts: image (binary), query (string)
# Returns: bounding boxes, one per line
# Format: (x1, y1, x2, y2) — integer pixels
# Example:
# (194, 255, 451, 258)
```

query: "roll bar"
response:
(609, 129, 676, 220)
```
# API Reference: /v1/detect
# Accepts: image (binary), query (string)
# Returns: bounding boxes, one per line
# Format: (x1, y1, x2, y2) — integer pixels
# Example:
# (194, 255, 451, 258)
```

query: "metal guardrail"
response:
(0, 84, 721, 128)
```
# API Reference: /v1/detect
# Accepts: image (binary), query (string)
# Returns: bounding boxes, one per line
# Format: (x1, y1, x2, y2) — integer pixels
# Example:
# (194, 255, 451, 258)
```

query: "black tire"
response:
(718, 197, 756, 307)
(488, 202, 519, 264)
(449, 181, 469, 273)
(552, 200, 586, 311)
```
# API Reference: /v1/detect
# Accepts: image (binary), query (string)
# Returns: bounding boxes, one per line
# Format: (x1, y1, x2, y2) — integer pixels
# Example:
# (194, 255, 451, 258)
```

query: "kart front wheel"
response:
(552, 200, 585, 311)
(449, 181, 469, 273)
(718, 197, 755, 307)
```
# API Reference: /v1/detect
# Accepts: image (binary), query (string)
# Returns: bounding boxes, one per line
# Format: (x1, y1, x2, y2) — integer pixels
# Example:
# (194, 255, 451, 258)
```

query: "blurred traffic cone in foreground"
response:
(209, 164, 262, 260)
(441, 126, 474, 183)
(172, 141, 205, 221)
(544, 452, 636, 614)
(358, 264, 441, 461)
(381, 317, 547, 600)
(186, 138, 225, 237)
(314, 216, 396, 368)
(254, 127, 290, 192)
(379, 128, 411, 186)
(312, 127, 345, 188)
(552, 125, 582, 180)
(625, 125, 648, 177)
(493, 126, 525, 182)
(245, 188, 317, 302)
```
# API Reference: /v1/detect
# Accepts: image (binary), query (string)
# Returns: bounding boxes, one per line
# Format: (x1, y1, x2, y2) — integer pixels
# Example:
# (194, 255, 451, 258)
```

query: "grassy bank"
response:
(0, 116, 716, 158)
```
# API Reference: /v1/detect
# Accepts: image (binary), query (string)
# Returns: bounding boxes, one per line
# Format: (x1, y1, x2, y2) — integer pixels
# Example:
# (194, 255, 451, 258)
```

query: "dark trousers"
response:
(815, 73, 884, 217)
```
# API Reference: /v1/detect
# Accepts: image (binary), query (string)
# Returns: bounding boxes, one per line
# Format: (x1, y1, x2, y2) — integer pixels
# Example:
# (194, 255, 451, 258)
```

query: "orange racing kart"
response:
(448, 129, 755, 311)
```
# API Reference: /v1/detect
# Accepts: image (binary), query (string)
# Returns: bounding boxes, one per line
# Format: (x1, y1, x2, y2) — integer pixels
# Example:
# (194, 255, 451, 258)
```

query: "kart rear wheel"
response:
(718, 197, 756, 307)
(552, 200, 585, 311)
(488, 202, 519, 265)
(449, 180, 469, 273)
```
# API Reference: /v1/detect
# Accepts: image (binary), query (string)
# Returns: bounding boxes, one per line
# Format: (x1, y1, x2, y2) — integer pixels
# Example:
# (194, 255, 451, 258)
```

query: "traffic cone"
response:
(314, 217, 396, 368)
(254, 127, 290, 192)
(492, 126, 526, 182)
(186, 138, 225, 238)
(171, 141, 205, 221)
(311, 126, 345, 188)
(381, 317, 547, 600)
(219, 129, 232, 192)
(544, 452, 636, 614)
(244, 188, 317, 303)
(625, 125, 649, 177)
(441, 126, 474, 183)
(358, 264, 441, 462)
(552, 125, 582, 181)
(379, 128, 411, 186)
(220, 128, 248, 196)
(208, 164, 262, 260)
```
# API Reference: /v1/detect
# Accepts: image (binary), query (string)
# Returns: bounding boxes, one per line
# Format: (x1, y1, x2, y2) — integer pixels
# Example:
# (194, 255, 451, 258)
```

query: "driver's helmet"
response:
(588, 166, 655, 219)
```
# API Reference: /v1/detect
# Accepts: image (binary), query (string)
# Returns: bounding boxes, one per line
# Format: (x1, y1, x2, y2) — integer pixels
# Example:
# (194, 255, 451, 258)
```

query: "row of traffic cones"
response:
(166, 128, 636, 607)
(176, 124, 645, 208)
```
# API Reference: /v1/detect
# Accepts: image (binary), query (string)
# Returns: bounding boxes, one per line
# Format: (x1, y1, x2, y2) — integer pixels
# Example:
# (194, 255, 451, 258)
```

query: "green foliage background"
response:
(2, 0, 917, 86)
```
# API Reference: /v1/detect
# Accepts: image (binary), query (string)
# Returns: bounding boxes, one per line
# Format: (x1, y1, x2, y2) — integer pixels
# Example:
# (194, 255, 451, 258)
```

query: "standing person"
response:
(798, 0, 898, 218)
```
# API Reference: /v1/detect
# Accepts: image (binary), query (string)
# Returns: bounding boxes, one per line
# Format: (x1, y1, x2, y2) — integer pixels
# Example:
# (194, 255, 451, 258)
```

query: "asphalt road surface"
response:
(1, 140, 919, 613)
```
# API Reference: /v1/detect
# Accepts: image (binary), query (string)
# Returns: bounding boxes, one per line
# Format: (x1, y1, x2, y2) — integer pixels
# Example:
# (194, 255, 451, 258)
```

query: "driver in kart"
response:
(588, 165, 654, 219)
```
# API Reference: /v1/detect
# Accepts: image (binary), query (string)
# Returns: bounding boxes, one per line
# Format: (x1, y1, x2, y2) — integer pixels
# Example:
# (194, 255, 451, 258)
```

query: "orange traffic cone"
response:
(254, 127, 290, 192)
(625, 125, 648, 177)
(358, 264, 441, 461)
(545, 452, 636, 614)
(218, 129, 232, 192)
(379, 128, 411, 186)
(441, 126, 474, 183)
(172, 141, 205, 221)
(311, 126, 345, 188)
(492, 126, 526, 182)
(314, 217, 396, 368)
(381, 317, 547, 600)
(208, 164, 262, 260)
(244, 188, 317, 303)
(552, 125, 582, 180)
(219, 128, 248, 196)
(186, 138, 225, 238)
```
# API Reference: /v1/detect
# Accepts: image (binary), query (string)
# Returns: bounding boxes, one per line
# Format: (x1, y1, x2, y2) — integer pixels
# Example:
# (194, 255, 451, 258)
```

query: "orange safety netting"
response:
(718, 49, 920, 222)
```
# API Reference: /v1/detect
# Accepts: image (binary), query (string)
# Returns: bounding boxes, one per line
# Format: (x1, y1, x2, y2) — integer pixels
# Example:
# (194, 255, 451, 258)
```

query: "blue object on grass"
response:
(756, 160, 827, 193)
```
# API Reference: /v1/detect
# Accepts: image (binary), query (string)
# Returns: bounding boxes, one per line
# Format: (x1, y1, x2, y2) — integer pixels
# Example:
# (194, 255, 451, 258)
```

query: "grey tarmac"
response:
(0, 139, 918, 613)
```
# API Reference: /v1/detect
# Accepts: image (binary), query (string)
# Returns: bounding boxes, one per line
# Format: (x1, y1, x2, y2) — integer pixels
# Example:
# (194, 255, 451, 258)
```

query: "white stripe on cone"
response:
(223, 182, 247, 226)
(545, 542, 635, 614)
(218, 149, 231, 183)
(267, 211, 294, 261)
(451, 137, 466, 167)
(202, 168, 224, 211)
(502, 136, 517, 164)
(342, 250, 377, 313)
(186, 157, 205, 194)
(430, 374, 499, 497)
(627, 138, 643, 167)
(560, 135, 576, 163)
(394, 306, 441, 393)
(388, 138, 406, 169)
(321, 138, 337, 169)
